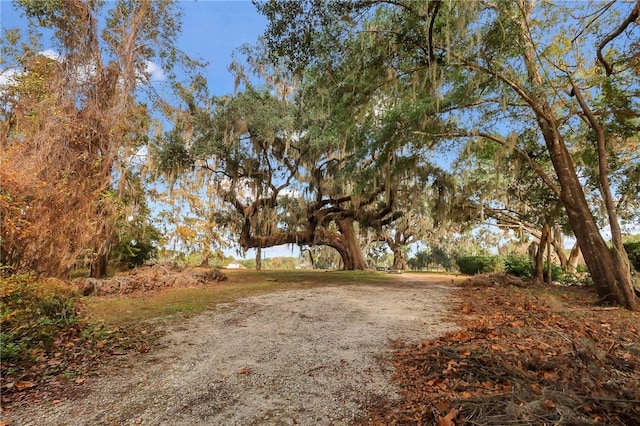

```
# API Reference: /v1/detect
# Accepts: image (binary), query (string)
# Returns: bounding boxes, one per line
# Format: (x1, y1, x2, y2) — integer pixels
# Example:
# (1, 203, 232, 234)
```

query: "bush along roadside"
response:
(0, 275, 153, 407)
(1, 275, 79, 364)
(456, 256, 505, 275)
(459, 254, 580, 285)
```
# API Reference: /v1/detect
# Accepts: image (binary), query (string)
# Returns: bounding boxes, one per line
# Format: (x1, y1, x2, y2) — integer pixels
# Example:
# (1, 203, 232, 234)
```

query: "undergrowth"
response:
(1, 275, 152, 407)
(1, 275, 79, 363)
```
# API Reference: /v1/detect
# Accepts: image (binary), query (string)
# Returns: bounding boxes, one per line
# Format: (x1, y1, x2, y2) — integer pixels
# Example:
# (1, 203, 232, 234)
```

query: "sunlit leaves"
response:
(1, 0, 193, 277)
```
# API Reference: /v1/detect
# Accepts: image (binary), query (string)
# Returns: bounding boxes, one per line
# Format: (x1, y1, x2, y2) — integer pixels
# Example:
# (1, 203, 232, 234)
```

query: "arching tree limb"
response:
(597, 0, 640, 76)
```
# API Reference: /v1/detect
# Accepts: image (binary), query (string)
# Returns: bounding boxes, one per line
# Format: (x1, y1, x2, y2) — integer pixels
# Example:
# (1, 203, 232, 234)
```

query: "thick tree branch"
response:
(597, 0, 640, 76)
(427, 0, 441, 60)
(569, 80, 625, 250)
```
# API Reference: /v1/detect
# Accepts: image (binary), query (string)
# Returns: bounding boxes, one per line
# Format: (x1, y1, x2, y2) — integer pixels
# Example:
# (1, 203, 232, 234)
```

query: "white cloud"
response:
(144, 61, 166, 82)
(40, 49, 61, 61)
(0, 68, 19, 87)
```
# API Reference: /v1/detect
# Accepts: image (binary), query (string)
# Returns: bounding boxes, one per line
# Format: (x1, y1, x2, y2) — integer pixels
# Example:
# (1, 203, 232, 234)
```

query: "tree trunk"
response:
(546, 231, 552, 285)
(550, 227, 568, 268)
(256, 247, 262, 271)
(305, 248, 315, 268)
(567, 243, 581, 273)
(538, 118, 637, 309)
(528, 241, 538, 264)
(514, 3, 636, 309)
(199, 250, 210, 267)
(536, 224, 549, 285)
(335, 219, 367, 270)
(391, 247, 408, 270)
(89, 253, 108, 279)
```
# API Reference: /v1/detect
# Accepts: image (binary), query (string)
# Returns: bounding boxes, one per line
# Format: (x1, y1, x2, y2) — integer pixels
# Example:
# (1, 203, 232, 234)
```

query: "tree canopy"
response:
(252, 0, 639, 307)
(1, 0, 194, 277)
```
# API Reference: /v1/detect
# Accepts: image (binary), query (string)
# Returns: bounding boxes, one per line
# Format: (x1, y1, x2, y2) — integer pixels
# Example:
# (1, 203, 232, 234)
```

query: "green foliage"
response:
(576, 263, 589, 274)
(504, 255, 564, 281)
(623, 242, 640, 271)
(111, 224, 161, 269)
(113, 237, 158, 269)
(408, 247, 454, 271)
(0, 275, 79, 363)
(429, 247, 454, 271)
(237, 257, 300, 270)
(16, 0, 64, 25)
(408, 250, 430, 271)
(504, 255, 534, 278)
(456, 256, 504, 275)
(545, 262, 564, 282)
(154, 128, 193, 176)
(240, 259, 257, 269)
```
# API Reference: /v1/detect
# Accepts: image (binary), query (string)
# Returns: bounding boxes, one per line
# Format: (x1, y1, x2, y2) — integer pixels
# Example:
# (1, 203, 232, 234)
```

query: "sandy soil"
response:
(7, 273, 460, 426)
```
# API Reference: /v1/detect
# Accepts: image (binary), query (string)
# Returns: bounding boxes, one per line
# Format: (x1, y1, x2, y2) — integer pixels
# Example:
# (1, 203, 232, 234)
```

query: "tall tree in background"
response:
(371, 166, 452, 270)
(0, 0, 191, 277)
(153, 173, 228, 267)
(156, 80, 406, 270)
(454, 137, 573, 282)
(256, 0, 639, 309)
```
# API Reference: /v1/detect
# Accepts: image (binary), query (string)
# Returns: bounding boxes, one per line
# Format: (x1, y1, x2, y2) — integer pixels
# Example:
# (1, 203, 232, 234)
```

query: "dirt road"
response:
(8, 274, 460, 425)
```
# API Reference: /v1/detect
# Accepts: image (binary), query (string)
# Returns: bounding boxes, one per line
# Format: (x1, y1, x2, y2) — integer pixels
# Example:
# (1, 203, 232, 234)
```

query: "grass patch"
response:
(84, 269, 391, 325)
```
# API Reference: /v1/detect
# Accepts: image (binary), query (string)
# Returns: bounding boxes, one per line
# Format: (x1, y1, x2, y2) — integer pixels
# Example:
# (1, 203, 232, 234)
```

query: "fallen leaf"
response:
(438, 408, 459, 426)
(15, 381, 37, 391)
(543, 399, 556, 409)
(531, 383, 541, 394)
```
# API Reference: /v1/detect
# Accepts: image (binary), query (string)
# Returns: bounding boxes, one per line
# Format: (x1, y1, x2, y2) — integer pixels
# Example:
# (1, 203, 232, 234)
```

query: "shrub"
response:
(542, 261, 564, 281)
(504, 255, 534, 278)
(0, 275, 79, 363)
(623, 242, 640, 271)
(504, 255, 564, 281)
(456, 256, 504, 275)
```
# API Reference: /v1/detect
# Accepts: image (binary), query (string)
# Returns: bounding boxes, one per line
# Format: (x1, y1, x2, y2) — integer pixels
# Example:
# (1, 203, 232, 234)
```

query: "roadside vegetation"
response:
(0, 269, 390, 407)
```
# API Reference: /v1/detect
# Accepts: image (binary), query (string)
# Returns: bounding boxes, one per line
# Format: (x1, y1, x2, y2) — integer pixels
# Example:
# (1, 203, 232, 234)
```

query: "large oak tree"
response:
(256, 0, 639, 309)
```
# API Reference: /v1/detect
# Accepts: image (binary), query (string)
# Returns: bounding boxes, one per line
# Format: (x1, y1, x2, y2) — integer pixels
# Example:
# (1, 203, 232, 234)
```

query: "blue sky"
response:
(1, 0, 267, 98)
(178, 1, 268, 96)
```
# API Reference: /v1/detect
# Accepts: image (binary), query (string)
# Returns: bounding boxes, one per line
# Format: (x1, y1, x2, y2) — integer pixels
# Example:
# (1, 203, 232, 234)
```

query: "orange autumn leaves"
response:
(365, 281, 640, 425)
